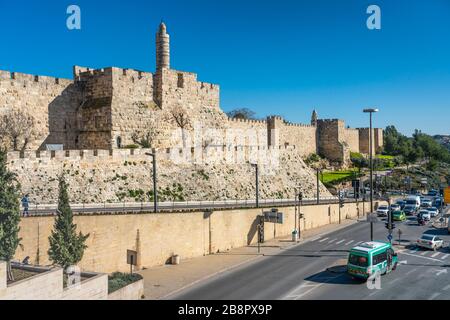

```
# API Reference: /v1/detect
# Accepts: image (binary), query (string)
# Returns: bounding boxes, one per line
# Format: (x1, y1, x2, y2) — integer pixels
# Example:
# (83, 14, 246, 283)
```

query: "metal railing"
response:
(22, 196, 361, 216)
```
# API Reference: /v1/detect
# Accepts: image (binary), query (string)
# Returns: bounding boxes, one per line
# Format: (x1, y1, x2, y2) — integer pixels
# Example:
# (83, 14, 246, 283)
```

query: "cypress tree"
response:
(0, 149, 22, 281)
(48, 176, 89, 271)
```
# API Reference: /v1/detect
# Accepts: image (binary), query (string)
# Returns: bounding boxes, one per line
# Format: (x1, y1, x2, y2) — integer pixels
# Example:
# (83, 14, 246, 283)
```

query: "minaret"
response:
(311, 109, 318, 126)
(156, 22, 170, 71)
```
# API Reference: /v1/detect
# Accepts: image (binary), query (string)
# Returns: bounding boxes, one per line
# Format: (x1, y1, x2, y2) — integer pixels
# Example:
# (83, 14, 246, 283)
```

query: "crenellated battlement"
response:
(283, 121, 314, 128)
(0, 69, 73, 87)
(227, 117, 267, 125)
(6, 145, 296, 166)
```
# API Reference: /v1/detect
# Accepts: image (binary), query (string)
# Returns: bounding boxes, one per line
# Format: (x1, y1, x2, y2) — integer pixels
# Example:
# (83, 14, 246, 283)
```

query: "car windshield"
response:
(406, 200, 416, 205)
(421, 235, 434, 241)
(428, 208, 437, 211)
(348, 254, 369, 267)
(378, 206, 388, 210)
(393, 211, 402, 214)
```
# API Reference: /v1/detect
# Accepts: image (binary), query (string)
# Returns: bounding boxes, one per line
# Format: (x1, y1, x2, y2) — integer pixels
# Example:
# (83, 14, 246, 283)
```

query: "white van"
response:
(405, 195, 421, 210)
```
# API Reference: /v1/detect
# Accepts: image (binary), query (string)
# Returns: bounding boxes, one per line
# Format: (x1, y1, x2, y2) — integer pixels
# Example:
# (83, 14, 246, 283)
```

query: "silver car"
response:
(418, 210, 431, 221)
(376, 205, 389, 217)
(417, 234, 444, 251)
(427, 207, 439, 217)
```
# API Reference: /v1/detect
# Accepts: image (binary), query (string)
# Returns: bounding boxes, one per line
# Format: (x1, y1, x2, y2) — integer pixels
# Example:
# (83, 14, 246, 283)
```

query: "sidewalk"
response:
(138, 218, 359, 300)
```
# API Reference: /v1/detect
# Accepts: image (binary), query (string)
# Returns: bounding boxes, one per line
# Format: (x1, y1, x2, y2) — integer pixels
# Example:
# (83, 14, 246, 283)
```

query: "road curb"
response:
(157, 254, 264, 300)
(158, 219, 361, 300)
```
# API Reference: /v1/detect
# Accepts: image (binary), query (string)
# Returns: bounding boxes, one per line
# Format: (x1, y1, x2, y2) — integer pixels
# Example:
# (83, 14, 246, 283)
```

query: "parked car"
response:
(426, 207, 439, 217)
(417, 234, 444, 251)
(404, 205, 417, 216)
(418, 210, 431, 221)
(376, 205, 389, 217)
(392, 210, 406, 221)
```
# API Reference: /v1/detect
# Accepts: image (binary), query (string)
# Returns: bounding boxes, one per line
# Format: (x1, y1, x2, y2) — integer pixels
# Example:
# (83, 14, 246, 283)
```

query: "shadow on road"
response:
(304, 269, 360, 285)
(424, 229, 450, 236)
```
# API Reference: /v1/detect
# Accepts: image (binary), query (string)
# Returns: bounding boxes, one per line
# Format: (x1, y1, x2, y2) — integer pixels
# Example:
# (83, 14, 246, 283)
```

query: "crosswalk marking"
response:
(441, 254, 449, 260)
(431, 252, 441, 258)
(335, 239, 345, 244)
(409, 248, 419, 254)
(318, 238, 329, 243)
(420, 251, 428, 256)
(443, 284, 450, 291)
(345, 240, 354, 246)
(328, 239, 338, 243)
(354, 241, 363, 246)
(428, 292, 441, 300)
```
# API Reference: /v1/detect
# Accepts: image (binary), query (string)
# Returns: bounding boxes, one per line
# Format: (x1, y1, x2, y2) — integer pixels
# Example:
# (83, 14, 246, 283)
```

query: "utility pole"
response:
(251, 163, 259, 208)
(146, 152, 158, 213)
(364, 108, 379, 241)
(316, 168, 320, 205)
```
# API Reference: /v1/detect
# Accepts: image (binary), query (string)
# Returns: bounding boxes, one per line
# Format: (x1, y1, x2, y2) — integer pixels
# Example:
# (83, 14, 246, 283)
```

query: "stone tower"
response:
(311, 110, 318, 126)
(156, 22, 170, 71)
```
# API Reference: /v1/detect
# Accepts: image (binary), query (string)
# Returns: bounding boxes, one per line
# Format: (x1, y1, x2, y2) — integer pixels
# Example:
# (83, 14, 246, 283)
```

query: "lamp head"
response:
(363, 108, 379, 113)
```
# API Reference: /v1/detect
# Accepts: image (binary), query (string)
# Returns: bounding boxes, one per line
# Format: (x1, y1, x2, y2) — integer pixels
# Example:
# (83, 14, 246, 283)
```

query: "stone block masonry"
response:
(1, 22, 382, 164)
(14, 201, 375, 274)
(7, 146, 331, 204)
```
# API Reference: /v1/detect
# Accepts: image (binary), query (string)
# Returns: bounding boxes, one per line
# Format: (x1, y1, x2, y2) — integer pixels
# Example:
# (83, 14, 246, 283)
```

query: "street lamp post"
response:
(146, 152, 158, 213)
(251, 163, 259, 208)
(316, 168, 321, 205)
(363, 108, 379, 241)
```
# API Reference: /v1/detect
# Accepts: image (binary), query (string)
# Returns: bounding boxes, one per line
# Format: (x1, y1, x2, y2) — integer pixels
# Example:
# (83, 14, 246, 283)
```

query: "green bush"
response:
(123, 144, 139, 149)
(108, 272, 143, 294)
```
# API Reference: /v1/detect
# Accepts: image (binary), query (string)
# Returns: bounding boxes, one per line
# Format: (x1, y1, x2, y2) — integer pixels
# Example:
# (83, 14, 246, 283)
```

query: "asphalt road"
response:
(168, 208, 450, 300)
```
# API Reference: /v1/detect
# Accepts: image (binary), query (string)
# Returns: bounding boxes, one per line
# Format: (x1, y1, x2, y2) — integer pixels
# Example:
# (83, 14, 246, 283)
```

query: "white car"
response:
(417, 234, 444, 251)
(376, 205, 389, 217)
(426, 207, 439, 217)
(418, 210, 431, 221)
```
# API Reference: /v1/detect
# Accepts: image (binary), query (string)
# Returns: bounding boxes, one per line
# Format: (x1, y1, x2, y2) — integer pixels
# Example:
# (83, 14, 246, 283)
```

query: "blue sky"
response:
(1, 0, 449, 135)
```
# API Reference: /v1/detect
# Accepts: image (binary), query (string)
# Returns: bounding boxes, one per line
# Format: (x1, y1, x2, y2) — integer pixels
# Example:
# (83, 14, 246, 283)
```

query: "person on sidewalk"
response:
(21, 194, 30, 217)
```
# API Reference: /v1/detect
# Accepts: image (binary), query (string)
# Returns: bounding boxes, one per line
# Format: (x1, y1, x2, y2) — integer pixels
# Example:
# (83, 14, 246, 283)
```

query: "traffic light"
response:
(385, 222, 396, 230)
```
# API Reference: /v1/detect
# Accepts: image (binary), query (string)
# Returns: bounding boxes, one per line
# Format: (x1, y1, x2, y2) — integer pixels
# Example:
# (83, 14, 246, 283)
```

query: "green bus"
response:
(347, 241, 398, 280)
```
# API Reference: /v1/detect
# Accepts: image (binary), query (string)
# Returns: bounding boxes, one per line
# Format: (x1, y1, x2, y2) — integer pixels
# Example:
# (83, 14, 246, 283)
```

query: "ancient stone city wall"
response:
(14, 201, 376, 274)
(7, 146, 331, 204)
(0, 70, 81, 150)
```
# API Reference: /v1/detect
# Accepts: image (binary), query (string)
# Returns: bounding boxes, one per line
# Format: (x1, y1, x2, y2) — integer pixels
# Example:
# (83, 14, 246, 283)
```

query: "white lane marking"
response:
(431, 252, 441, 258)
(441, 254, 449, 260)
(328, 239, 338, 243)
(428, 292, 441, 300)
(335, 239, 345, 245)
(345, 240, 354, 246)
(319, 238, 329, 243)
(400, 251, 445, 263)
(284, 274, 345, 300)
(405, 268, 418, 276)
(443, 284, 450, 291)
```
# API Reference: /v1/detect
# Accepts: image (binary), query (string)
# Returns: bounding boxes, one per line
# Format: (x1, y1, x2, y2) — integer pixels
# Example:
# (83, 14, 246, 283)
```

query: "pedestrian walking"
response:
(21, 194, 30, 217)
